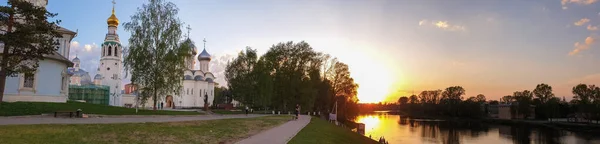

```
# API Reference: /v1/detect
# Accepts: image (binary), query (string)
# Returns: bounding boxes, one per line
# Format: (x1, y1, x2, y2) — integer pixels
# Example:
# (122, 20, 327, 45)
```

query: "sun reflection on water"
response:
(356, 115, 381, 134)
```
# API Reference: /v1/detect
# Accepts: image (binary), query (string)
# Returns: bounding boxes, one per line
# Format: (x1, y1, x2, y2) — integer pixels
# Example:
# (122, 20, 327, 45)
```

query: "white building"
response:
(68, 57, 92, 86)
(1, 0, 76, 103)
(127, 39, 216, 109)
(94, 4, 123, 106)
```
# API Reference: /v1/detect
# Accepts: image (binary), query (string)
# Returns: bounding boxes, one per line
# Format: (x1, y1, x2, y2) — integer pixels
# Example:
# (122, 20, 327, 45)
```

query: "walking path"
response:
(0, 114, 265, 125)
(236, 115, 311, 144)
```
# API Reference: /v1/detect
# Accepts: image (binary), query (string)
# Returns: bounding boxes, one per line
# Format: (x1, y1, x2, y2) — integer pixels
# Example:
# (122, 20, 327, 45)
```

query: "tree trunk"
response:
(153, 88, 157, 110)
(0, 9, 14, 104)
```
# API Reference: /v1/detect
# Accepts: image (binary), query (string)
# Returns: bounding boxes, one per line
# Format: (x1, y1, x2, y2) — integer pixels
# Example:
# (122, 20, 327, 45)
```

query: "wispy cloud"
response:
(574, 18, 590, 26)
(418, 19, 466, 32)
(569, 36, 596, 56)
(562, 0, 598, 9)
(588, 25, 599, 31)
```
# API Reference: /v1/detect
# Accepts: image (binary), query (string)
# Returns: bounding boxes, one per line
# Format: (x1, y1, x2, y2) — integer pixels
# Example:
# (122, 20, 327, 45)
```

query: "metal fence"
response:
(68, 85, 110, 105)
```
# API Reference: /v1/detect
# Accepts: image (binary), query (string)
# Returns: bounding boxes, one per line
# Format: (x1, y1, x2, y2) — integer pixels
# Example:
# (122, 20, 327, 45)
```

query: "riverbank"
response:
(289, 117, 378, 144)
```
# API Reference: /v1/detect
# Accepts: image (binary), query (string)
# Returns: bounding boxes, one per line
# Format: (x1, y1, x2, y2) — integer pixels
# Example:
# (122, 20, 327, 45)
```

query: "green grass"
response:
(0, 116, 291, 144)
(0, 101, 200, 116)
(288, 117, 379, 144)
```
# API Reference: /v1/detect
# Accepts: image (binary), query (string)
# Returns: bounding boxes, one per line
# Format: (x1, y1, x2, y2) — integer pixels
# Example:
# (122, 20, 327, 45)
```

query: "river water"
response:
(355, 113, 600, 144)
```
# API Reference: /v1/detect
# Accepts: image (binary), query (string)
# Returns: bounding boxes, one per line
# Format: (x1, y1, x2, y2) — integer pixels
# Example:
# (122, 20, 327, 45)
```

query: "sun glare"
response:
(353, 61, 395, 103)
(357, 115, 381, 133)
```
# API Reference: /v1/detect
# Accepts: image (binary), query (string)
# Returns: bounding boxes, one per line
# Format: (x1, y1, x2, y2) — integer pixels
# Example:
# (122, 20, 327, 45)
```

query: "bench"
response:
(54, 111, 78, 118)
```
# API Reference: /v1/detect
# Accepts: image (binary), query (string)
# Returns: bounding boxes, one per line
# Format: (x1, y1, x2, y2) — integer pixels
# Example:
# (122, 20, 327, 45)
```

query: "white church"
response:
(1, 0, 76, 103)
(126, 39, 216, 109)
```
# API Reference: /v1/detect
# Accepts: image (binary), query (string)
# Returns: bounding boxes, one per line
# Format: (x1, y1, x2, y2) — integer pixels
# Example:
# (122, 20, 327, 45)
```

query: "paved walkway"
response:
(236, 115, 311, 144)
(0, 114, 265, 125)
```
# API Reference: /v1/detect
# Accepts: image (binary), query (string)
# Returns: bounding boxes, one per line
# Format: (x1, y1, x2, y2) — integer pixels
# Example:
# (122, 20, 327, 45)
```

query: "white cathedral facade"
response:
(132, 40, 216, 109)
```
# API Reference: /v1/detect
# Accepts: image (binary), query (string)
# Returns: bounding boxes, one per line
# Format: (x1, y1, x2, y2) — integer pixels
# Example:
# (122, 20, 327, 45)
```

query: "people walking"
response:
(295, 104, 299, 120)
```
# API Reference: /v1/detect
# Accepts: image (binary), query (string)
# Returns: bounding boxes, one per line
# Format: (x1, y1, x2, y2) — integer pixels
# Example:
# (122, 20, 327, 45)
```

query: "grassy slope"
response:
(0, 116, 290, 144)
(288, 117, 379, 144)
(0, 101, 200, 116)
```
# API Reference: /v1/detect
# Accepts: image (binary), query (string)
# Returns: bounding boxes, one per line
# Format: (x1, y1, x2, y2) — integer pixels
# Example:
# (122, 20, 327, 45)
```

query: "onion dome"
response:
(72, 56, 80, 63)
(94, 74, 103, 80)
(107, 7, 119, 27)
(198, 49, 211, 61)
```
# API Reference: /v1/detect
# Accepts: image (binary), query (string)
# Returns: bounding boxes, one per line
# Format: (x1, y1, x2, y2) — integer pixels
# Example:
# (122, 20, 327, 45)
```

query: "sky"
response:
(10, 0, 600, 103)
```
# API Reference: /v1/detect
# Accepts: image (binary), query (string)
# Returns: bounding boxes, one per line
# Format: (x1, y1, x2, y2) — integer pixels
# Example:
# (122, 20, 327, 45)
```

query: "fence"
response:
(68, 85, 110, 105)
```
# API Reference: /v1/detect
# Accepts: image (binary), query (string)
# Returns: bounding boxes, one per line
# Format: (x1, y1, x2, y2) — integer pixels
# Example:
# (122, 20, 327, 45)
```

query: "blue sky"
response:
(10, 0, 600, 102)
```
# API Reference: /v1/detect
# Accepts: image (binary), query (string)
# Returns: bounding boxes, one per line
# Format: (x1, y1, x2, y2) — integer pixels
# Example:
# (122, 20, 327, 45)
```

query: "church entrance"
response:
(166, 95, 173, 108)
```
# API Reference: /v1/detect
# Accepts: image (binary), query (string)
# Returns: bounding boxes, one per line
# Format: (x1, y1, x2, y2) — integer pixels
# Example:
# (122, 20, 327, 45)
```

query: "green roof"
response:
(101, 41, 122, 46)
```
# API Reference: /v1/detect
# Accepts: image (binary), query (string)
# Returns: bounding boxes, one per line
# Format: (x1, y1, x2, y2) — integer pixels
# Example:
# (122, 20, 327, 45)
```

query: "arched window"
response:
(108, 46, 112, 56)
(102, 47, 105, 56)
(114, 46, 118, 56)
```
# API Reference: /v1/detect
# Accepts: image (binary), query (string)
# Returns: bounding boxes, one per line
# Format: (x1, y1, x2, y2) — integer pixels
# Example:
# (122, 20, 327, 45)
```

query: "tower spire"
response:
(186, 25, 191, 38)
(203, 38, 207, 50)
(112, 0, 116, 14)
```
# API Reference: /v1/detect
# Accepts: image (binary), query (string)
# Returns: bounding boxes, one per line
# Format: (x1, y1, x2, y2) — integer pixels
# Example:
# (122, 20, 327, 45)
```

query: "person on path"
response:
(160, 102, 164, 109)
(295, 104, 299, 120)
(245, 106, 249, 116)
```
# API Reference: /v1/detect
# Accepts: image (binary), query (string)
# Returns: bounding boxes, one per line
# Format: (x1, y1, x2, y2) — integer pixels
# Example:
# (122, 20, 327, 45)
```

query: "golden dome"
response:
(107, 8, 119, 27)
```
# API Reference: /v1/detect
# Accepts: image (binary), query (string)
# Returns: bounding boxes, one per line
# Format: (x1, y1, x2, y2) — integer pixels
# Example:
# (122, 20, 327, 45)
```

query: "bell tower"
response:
(98, 0, 123, 106)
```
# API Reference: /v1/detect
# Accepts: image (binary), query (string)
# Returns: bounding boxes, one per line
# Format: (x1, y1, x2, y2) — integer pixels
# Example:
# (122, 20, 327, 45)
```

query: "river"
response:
(354, 113, 600, 144)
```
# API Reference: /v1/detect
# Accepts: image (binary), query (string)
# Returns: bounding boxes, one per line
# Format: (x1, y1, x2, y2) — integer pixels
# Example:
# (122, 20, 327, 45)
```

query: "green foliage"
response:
(122, 0, 191, 110)
(225, 41, 360, 120)
(0, 0, 62, 102)
(0, 101, 199, 116)
(288, 117, 378, 144)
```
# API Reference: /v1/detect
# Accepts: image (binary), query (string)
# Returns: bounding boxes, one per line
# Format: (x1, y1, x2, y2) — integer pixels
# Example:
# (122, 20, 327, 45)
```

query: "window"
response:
(191, 89, 194, 95)
(113, 74, 118, 80)
(102, 47, 105, 56)
(61, 76, 65, 91)
(107, 67, 110, 71)
(186, 89, 189, 95)
(23, 73, 34, 88)
(114, 46, 118, 56)
(108, 46, 112, 56)
(115, 63, 118, 65)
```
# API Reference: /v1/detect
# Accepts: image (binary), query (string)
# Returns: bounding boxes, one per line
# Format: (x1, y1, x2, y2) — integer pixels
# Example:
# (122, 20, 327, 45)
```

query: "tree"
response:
(501, 95, 513, 103)
(409, 94, 418, 104)
(0, 0, 62, 103)
(475, 94, 486, 104)
(441, 86, 465, 117)
(123, 0, 191, 110)
(533, 83, 554, 104)
(225, 47, 258, 107)
(398, 96, 409, 105)
(513, 90, 533, 119)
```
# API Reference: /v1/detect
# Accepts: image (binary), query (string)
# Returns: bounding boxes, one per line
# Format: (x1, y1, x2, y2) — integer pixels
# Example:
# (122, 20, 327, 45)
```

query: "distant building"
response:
(495, 103, 535, 120)
(68, 57, 92, 85)
(1, 0, 77, 103)
(124, 83, 137, 94)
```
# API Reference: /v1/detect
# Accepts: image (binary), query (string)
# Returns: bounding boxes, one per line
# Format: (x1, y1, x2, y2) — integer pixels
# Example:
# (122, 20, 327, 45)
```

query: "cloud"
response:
(71, 41, 80, 49)
(588, 25, 599, 31)
(209, 54, 236, 87)
(562, 0, 598, 9)
(418, 19, 466, 32)
(83, 43, 98, 52)
(574, 18, 590, 26)
(569, 36, 596, 56)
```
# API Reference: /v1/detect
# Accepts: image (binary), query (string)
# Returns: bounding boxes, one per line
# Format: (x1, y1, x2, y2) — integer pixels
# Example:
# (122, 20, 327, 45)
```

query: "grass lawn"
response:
(0, 101, 200, 116)
(211, 109, 272, 115)
(0, 115, 291, 144)
(288, 117, 378, 144)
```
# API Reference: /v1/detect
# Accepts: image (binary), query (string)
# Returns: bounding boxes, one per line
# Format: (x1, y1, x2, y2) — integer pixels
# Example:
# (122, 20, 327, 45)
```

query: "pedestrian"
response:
(160, 102, 164, 109)
(245, 106, 249, 116)
(295, 104, 299, 120)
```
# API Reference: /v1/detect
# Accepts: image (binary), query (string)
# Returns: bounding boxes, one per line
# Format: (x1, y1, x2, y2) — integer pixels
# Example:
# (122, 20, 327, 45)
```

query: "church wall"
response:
(2, 59, 68, 103)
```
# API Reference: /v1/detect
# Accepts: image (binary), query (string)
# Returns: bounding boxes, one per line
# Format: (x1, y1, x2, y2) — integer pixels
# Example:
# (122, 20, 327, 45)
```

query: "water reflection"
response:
(355, 113, 600, 144)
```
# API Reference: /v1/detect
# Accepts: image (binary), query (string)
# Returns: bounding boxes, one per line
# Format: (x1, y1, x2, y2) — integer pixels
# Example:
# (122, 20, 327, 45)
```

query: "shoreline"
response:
(359, 111, 600, 134)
